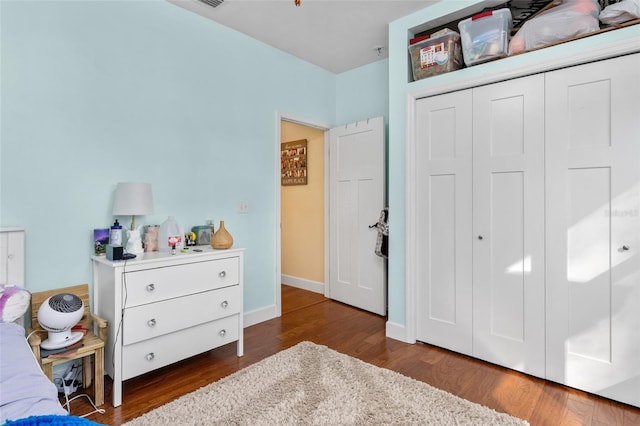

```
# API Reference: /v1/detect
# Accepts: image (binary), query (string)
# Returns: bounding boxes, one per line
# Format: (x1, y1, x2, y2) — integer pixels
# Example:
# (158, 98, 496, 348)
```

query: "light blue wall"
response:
(0, 0, 336, 314)
(336, 59, 388, 125)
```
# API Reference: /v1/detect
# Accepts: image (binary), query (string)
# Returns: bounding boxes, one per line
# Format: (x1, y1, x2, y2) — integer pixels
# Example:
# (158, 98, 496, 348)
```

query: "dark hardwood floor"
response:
(69, 285, 639, 425)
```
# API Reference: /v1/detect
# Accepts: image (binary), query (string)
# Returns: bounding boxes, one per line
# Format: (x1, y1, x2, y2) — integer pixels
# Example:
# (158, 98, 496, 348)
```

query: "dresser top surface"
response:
(92, 246, 244, 268)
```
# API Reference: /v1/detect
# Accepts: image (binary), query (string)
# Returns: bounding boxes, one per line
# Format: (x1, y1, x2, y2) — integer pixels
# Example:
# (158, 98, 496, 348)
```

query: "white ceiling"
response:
(168, 0, 437, 74)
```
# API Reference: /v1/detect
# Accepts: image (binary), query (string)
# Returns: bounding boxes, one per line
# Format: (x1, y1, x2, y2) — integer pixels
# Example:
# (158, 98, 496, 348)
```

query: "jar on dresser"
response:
(92, 246, 244, 407)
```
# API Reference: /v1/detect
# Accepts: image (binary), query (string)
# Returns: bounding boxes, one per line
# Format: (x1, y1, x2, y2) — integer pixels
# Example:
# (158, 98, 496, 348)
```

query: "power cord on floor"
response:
(60, 373, 106, 418)
(62, 392, 106, 418)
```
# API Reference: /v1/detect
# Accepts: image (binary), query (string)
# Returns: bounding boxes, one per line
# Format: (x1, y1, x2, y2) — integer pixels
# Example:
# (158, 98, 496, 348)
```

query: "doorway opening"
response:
(275, 113, 331, 316)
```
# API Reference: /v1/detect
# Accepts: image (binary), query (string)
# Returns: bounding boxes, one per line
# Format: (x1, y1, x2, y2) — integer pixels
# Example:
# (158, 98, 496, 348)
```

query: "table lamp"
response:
(112, 182, 154, 254)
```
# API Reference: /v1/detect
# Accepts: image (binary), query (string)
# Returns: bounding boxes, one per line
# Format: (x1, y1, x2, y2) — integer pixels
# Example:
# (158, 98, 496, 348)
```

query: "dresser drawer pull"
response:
(147, 318, 157, 327)
(219, 329, 226, 337)
(221, 300, 229, 308)
(218, 270, 226, 278)
(146, 352, 155, 361)
(146, 283, 156, 292)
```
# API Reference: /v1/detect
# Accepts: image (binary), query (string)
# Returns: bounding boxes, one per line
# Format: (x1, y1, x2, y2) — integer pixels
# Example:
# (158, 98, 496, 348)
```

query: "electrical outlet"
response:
(239, 200, 249, 214)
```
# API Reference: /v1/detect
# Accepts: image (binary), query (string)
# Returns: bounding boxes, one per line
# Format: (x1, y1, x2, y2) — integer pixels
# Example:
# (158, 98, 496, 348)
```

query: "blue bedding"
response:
(4, 415, 102, 425)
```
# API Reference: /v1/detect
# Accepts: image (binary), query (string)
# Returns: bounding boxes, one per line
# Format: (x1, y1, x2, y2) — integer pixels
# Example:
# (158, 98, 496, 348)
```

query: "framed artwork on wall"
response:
(281, 139, 307, 186)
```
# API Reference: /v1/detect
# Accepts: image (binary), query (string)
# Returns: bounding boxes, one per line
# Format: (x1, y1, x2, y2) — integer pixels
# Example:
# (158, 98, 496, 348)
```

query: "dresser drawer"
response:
(123, 257, 239, 307)
(122, 285, 240, 345)
(122, 314, 239, 380)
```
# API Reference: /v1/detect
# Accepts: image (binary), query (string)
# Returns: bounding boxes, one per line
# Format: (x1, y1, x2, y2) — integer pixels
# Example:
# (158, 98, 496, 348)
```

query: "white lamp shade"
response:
(112, 183, 154, 215)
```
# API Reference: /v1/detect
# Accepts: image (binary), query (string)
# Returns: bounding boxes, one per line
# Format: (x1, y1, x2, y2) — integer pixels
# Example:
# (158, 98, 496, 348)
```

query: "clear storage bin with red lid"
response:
(409, 29, 463, 81)
(458, 8, 513, 66)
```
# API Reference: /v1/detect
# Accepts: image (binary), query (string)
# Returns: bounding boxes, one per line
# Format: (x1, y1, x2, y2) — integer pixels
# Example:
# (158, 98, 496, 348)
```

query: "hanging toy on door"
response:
(369, 208, 388, 259)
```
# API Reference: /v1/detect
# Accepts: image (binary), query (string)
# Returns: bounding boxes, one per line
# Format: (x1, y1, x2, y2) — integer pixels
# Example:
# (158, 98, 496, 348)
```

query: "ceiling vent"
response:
(198, 0, 224, 8)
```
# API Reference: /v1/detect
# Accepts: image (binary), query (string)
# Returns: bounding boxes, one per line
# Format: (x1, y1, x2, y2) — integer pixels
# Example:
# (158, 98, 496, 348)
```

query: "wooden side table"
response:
(28, 283, 107, 407)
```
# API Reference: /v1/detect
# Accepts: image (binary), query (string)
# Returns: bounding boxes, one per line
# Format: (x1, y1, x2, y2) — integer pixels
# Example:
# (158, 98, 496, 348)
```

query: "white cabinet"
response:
(93, 247, 244, 407)
(545, 53, 640, 408)
(412, 53, 640, 407)
(414, 74, 545, 377)
(0, 228, 25, 287)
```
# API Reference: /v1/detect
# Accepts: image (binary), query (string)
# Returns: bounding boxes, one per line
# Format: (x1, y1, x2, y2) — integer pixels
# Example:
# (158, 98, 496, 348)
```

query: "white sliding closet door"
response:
(472, 75, 546, 377)
(545, 53, 640, 407)
(415, 89, 473, 356)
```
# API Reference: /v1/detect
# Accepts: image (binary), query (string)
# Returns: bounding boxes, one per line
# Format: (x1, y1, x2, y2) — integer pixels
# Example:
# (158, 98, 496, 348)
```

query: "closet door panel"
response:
(546, 53, 640, 408)
(472, 74, 546, 377)
(486, 171, 525, 341)
(415, 89, 473, 356)
(566, 168, 612, 361)
(428, 175, 457, 323)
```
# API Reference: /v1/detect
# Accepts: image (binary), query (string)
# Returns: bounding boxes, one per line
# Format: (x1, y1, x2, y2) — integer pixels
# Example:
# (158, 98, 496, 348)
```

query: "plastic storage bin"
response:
(458, 8, 513, 66)
(409, 29, 463, 81)
(509, 0, 600, 55)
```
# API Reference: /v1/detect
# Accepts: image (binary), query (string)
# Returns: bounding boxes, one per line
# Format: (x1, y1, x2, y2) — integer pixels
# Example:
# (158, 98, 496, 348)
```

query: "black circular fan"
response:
(48, 293, 83, 313)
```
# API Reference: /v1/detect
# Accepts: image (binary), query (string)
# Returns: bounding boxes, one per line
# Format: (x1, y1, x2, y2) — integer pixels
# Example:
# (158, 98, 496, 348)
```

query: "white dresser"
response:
(92, 247, 244, 407)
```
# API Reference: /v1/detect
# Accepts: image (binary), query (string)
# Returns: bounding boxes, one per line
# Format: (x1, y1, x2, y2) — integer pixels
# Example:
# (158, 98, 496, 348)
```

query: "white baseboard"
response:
(385, 321, 414, 343)
(281, 274, 324, 294)
(244, 304, 278, 328)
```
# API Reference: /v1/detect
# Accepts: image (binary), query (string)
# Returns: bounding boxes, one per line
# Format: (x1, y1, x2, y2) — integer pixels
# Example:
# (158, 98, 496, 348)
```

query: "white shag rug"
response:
(124, 341, 529, 426)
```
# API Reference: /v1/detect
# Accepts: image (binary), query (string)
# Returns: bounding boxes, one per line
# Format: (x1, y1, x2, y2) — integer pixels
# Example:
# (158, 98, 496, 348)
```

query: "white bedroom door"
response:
(328, 117, 386, 316)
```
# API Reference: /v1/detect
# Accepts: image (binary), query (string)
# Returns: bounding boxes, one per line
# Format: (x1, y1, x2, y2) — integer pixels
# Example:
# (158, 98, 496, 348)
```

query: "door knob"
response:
(477, 235, 484, 240)
(622, 245, 630, 251)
